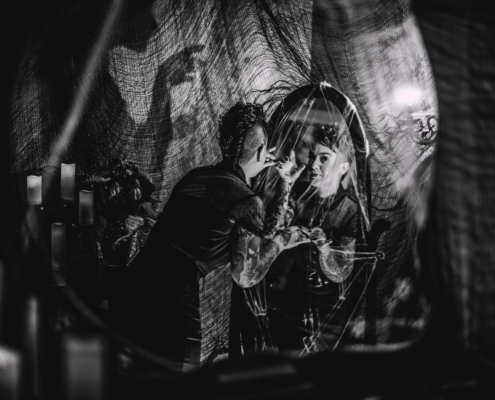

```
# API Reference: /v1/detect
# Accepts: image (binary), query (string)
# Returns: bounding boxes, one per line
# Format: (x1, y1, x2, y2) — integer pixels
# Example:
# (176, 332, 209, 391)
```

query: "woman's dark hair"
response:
(218, 102, 270, 167)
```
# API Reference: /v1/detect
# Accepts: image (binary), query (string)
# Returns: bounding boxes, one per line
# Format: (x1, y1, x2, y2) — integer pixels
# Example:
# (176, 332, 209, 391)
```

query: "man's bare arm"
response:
(264, 149, 305, 238)
(263, 180, 290, 238)
(309, 227, 356, 283)
(231, 225, 308, 288)
(317, 237, 356, 283)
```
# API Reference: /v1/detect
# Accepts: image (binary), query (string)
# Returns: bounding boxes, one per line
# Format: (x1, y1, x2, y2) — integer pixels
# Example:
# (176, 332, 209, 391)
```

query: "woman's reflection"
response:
(266, 124, 361, 353)
(241, 84, 391, 356)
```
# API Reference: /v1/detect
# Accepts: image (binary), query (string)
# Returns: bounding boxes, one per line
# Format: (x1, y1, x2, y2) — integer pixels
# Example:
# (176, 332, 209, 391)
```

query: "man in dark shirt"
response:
(114, 103, 308, 371)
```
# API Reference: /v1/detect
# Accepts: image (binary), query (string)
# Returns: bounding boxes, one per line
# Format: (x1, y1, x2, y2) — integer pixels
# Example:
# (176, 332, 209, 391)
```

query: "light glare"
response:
(394, 86, 422, 106)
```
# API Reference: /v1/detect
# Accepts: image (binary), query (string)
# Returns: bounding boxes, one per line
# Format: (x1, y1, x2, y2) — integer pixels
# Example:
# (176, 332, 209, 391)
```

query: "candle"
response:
(0, 345, 21, 400)
(61, 163, 76, 202)
(27, 175, 42, 205)
(51, 223, 66, 270)
(61, 333, 109, 400)
(79, 190, 94, 225)
(24, 296, 41, 398)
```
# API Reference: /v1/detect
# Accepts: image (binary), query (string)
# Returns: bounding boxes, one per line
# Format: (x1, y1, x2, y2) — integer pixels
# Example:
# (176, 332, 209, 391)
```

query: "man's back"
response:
(112, 161, 267, 371)
(150, 162, 263, 275)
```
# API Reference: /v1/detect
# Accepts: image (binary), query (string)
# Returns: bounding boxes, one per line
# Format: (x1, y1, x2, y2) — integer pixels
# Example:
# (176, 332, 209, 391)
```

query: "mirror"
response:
(230, 83, 432, 356)
(257, 83, 376, 354)
(6, 0, 436, 378)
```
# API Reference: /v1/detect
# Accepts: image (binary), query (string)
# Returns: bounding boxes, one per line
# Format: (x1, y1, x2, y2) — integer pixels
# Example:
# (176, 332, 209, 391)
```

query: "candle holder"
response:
(100, 217, 130, 267)
(73, 225, 102, 264)
(79, 190, 94, 225)
(398, 109, 438, 145)
(23, 204, 48, 258)
(51, 222, 67, 270)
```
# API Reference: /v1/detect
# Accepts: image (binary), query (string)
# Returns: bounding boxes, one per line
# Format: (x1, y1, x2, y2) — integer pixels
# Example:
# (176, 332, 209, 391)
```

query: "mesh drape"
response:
(9, 0, 436, 351)
(308, 0, 435, 342)
(414, 0, 495, 362)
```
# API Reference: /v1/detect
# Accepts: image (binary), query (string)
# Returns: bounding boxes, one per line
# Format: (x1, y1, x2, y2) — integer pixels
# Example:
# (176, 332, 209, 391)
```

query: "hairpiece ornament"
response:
(314, 123, 339, 149)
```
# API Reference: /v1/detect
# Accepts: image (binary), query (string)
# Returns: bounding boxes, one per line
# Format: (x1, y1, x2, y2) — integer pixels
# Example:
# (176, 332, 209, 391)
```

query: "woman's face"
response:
(308, 143, 340, 189)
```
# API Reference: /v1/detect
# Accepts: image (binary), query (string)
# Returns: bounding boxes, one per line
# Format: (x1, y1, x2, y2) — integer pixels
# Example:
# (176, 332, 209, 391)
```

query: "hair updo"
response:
(218, 102, 270, 167)
(313, 124, 339, 149)
(312, 123, 353, 164)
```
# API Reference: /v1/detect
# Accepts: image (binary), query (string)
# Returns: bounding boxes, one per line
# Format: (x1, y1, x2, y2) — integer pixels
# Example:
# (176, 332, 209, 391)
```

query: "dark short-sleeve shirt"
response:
(147, 161, 265, 275)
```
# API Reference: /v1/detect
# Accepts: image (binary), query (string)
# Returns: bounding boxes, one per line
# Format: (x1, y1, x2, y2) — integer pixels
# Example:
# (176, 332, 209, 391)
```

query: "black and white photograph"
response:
(0, 1, 494, 399)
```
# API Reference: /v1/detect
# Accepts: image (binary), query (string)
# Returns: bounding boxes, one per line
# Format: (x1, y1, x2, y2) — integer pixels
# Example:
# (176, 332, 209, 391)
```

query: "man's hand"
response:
(262, 146, 278, 171)
(308, 227, 326, 243)
(308, 227, 332, 250)
(279, 226, 311, 249)
(275, 149, 306, 184)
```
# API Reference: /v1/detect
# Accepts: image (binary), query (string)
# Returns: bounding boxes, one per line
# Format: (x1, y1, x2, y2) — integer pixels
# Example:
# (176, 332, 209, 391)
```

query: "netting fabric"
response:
(257, 83, 370, 231)
(8, 0, 436, 361)
(244, 83, 375, 353)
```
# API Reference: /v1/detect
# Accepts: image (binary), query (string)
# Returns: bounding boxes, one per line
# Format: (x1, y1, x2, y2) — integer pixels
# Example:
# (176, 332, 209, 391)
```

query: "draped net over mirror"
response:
(8, 0, 436, 369)
(258, 83, 370, 232)
(237, 83, 386, 354)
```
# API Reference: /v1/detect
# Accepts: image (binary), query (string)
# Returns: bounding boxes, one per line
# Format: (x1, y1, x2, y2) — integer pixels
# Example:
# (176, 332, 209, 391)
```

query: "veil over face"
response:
(255, 82, 370, 231)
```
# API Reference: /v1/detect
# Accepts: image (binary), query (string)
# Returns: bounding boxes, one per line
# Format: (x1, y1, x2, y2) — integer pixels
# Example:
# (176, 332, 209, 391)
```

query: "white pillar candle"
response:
(0, 345, 21, 400)
(27, 175, 42, 205)
(51, 223, 66, 270)
(61, 163, 76, 202)
(61, 333, 108, 400)
(79, 190, 94, 225)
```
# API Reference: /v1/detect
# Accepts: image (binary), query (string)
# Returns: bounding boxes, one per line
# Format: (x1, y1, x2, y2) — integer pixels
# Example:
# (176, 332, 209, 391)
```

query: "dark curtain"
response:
(414, 0, 495, 363)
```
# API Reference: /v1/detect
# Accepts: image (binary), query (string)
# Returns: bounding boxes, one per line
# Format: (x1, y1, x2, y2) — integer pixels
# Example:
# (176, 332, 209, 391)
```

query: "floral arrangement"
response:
(80, 158, 157, 223)
(76, 159, 158, 265)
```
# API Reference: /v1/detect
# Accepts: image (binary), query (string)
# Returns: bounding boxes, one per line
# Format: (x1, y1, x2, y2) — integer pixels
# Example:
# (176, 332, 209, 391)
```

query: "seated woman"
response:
(266, 124, 361, 353)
